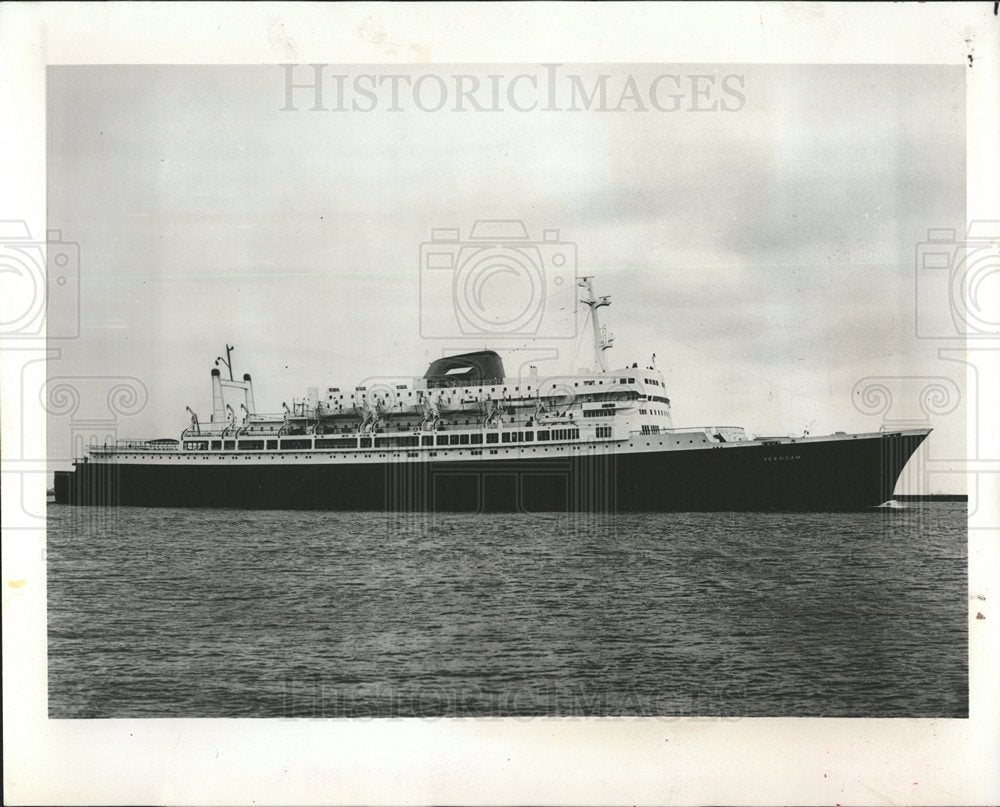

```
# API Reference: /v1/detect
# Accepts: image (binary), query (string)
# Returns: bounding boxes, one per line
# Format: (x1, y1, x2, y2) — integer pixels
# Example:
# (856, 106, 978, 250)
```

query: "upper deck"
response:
(75, 277, 749, 464)
(83, 359, 738, 463)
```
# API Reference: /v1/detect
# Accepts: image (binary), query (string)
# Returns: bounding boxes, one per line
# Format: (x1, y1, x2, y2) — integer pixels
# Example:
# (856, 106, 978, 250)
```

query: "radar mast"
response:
(577, 276, 614, 373)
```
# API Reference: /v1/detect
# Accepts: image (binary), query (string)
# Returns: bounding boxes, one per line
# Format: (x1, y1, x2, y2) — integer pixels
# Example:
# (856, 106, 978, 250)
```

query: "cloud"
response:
(47, 63, 966, 463)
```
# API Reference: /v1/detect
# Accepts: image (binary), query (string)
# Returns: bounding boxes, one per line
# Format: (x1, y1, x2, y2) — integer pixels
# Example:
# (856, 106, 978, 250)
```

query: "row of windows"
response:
(416, 377, 648, 393)
(112, 438, 702, 464)
(374, 435, 420, 448)
(322, 388, 649, 409)
(641, 424, 662, 435)
(316, 438, 360, 449)
(426, 377, 505, 389)
(437, 433, 483, 446)
(572, 391, 641, 403)
(583, 409, 616, 418)
(331, 382, 534, 401)
(566, 378, 635, 388)
(188, 429, 587, 454)
(282, 439, 311, 449)
(435, 428, 586, 447)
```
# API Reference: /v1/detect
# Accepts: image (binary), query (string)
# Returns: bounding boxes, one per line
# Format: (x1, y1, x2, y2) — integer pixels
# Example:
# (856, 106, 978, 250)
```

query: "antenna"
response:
(577, 276, 614, 373)
(215, 344, 235, 381)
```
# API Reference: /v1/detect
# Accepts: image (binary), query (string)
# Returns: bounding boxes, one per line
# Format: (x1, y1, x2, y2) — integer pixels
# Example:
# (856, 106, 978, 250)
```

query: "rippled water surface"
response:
(47, 503, 967, 718)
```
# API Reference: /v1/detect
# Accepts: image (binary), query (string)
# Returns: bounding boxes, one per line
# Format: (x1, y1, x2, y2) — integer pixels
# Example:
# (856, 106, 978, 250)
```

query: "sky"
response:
(45, 63, 966, 490)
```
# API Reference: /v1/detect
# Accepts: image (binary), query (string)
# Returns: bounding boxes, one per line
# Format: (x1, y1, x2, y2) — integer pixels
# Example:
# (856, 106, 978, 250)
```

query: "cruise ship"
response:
(54, 277, 929, 511)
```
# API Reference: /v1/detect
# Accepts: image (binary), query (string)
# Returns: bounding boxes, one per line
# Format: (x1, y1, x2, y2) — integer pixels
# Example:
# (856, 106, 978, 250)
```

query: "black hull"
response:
(53, 431, 928, 512)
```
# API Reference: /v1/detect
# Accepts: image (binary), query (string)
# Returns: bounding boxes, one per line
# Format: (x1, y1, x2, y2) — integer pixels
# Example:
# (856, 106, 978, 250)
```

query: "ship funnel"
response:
(243, 373, 256, 414)
(211, 368, 225, 423)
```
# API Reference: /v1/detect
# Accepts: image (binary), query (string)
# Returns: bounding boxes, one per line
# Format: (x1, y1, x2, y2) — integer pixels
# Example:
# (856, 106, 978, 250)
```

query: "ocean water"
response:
(46, 503, 967, 718)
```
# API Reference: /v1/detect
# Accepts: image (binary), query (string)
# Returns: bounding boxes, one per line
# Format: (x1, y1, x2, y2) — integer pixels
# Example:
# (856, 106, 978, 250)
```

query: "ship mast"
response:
(577, 276, 614, 373)
(215, 344, 235, 381)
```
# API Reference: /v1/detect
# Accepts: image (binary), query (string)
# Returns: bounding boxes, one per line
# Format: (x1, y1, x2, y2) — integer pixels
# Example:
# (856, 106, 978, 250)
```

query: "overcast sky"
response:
(46, 64, 966, 489)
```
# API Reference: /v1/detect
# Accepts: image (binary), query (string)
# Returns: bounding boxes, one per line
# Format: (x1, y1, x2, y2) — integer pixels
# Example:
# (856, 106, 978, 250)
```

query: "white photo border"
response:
(2, 3, 998, 805)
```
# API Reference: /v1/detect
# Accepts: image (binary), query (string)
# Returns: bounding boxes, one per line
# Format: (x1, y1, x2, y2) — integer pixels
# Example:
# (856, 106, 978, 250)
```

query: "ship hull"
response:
(53, 430, 929, 512)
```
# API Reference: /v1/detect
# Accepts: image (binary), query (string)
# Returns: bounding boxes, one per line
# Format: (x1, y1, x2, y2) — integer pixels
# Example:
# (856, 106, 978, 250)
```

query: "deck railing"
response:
(91, 440, 181, 452)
